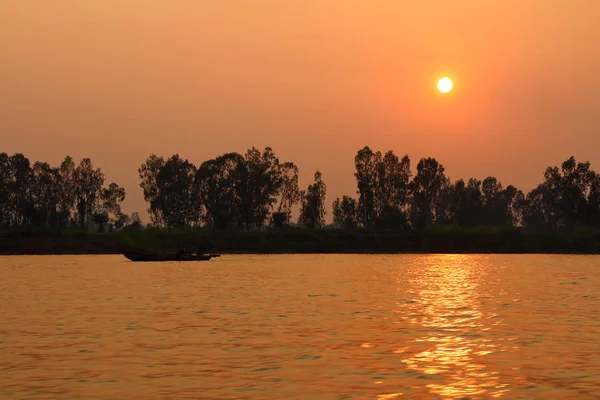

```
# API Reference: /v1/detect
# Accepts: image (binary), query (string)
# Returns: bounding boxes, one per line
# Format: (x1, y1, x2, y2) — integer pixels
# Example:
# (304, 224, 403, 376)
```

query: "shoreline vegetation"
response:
(1, 226, 600, 255)
(3, 146, 600, 255)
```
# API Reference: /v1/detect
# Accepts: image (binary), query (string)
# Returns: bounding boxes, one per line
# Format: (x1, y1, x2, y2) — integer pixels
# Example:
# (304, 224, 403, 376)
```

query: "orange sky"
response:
(1, 1, 600, 219)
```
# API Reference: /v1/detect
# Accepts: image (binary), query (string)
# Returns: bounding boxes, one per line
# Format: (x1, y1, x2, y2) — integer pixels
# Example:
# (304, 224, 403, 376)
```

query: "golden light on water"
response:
(397, 254, 511, 399)
(3, 254, 599, 398)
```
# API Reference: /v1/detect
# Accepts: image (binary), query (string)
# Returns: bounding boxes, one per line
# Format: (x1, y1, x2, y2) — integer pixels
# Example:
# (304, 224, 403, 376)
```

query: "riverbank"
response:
(1, 226, 600, 255)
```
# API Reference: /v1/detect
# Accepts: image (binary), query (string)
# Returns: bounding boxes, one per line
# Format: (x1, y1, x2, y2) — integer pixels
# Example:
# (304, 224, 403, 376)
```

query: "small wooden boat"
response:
(123, 251, 217, 262)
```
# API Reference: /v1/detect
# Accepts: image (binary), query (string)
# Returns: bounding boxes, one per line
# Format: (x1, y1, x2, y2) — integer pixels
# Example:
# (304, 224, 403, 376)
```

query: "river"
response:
(1, 254, 599, 399)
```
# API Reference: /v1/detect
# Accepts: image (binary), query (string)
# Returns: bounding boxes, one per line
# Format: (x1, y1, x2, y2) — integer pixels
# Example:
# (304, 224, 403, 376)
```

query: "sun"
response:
(437, 77, 453, 93)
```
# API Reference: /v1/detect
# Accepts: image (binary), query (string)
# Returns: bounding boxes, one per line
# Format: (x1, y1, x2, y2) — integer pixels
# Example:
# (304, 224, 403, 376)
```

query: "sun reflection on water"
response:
(398, 254, 509, 399)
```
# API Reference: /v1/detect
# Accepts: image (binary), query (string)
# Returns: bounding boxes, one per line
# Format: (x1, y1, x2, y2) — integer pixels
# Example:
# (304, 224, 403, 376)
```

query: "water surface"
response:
(1, 254, 599, 399)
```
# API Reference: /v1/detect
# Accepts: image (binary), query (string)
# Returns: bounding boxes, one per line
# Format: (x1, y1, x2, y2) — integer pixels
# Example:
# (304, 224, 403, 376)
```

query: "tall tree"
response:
(354, 146, 381, 228)
(240, 147, 283, 230)
(502, 185, 522, 227)
(73, 158, 105, 230)
(521, 156, 597, 231)
(272, 161, 301, 226)
(195, 152, 246, 230)
(155, 155, 198, 227)
(434, 183, 456, 225)
(354, 146, 381, 227)
(585, 172, 600, 227)
(481, 177, 502, 226)
(376, 151, 411, 228)
(521, 183, 556, 232)
(480, 177, 521, 227)
(138, 154, 166, 226)
(100, 182, 126, 226)
(31, 162, 61, 228)
(57, 156, 76, 229)
(299, 171, 327, 229)
(354, 147, 411, 229)
(6, 154, 34, 227)
(457, 178, 484, 228)
(410, 157, 449, 229)
(0, 153, 12, 227)
(558, 156, 594, 228)
(332, 195, 358, 229)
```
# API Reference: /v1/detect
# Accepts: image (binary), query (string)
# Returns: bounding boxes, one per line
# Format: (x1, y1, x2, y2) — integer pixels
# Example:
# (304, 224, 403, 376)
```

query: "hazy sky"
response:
(2, 1, 600, 219)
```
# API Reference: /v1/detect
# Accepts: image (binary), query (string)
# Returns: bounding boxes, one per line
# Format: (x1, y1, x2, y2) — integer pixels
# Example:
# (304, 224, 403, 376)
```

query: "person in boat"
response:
(176, 245, 184, 260)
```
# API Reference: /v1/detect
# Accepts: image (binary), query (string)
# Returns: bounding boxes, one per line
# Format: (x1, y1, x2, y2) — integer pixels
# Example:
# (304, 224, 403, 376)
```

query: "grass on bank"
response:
(1, 225, 600, 254)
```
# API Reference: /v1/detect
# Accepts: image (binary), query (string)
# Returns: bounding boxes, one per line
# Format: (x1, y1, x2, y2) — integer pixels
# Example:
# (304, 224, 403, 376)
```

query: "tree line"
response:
(138, 146, 600, 233)
(138, 147, 326, 230)
(340, 147, 600, 231)
(0, 153, 136, 231)
(2, 146, 600, 233)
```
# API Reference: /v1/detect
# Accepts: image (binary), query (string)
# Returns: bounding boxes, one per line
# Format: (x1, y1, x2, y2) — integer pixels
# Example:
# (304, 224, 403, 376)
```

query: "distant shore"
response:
(1, 226, 600, 255)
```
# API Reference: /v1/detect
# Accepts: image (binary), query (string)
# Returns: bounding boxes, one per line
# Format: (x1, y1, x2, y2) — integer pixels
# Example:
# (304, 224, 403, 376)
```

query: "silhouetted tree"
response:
(451, 178, 484, 228)
(521, 183, 554, 231)
(585, 172, 600, 227)
(520, 156, 598, 231)
(130, 212, 143, 228)
(332, 195, 358, 229)
(194, 147, 294, 230)
(155, 155, 199, 227)
(376, 151, 411, 228)
(0, 153, 125, 231)
(30, 161, 61, 228)
(4, 153, 34, 226)
(7, 148, 600, 235)
(139, 154, 199, 228)
(195, 152, 246, 230)
(272, 161, 301, 227)
(354, 147, 411, 229)
(92, 212, 109, 233)
(0, 153, 10, 227)
(100, 182, 126, 228)
(557, 157, 594, 228)
(138, 154, 166, 226)
(57, 156, 76, 228)
(434, 183, 456, 225)
(114, 213, 131, 230)
(73, 158, 105, 229)
(410, 157, 449, 229)
(117, 212, 143, 230)
(299, 171, 326, 229)
(239, 147, 283, 230)
(498, 185, 520, 226)
(354, 146, 380, 227)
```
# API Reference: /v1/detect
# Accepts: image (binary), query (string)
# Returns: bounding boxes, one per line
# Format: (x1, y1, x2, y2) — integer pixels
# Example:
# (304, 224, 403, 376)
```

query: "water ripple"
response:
(1, 254, 599, 399)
